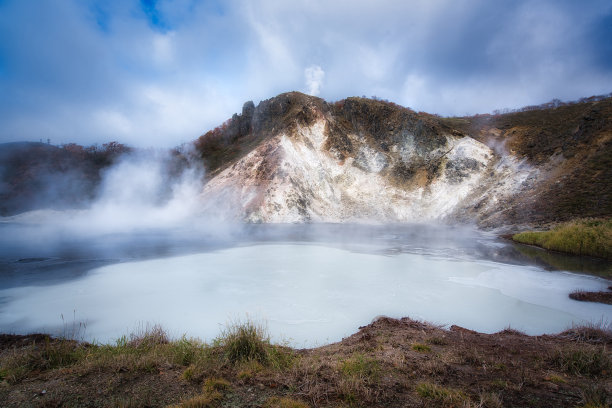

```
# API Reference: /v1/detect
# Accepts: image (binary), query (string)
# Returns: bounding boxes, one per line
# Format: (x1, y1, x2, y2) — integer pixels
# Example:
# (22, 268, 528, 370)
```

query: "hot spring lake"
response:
(0, 222, 610, 347)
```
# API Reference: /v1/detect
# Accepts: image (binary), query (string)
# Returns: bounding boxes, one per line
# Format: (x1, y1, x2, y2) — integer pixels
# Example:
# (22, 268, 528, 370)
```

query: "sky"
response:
(0, 0, 611, 147)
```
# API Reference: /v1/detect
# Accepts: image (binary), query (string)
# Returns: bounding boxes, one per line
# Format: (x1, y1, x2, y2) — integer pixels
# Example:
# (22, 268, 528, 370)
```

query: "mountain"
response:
(194, 92, 612, 227)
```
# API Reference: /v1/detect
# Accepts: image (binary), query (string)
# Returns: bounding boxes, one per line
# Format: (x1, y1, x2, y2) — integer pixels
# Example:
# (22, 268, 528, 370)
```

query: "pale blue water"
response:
(0, 222, 610, 347)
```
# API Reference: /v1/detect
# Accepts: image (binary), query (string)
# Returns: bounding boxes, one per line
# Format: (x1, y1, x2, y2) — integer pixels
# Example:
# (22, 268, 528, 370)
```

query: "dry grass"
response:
(512, 218, 612, 259)
(2, 317, 611, 407)
(551, 345, 611, 376)
(263, 396, 310, 408)
(560, 321, 612, 344)
(415, 381, 471, 406)
(215, 320, 270, 364)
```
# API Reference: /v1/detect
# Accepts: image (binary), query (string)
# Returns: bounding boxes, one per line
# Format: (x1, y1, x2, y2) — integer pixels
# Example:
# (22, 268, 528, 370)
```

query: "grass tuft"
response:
(128, 324, 169, 349)
(215, 320, 270, 364)
(560, 321, 612, 344)
(412, 343, 432, 353)
(203, 377, 231, 393)
(551, 346, 611, 376)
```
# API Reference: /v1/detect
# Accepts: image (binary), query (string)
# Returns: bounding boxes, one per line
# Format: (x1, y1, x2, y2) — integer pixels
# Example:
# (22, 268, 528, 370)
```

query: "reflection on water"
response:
(0, 223, 611, 346)
(511, 242, 612, 279)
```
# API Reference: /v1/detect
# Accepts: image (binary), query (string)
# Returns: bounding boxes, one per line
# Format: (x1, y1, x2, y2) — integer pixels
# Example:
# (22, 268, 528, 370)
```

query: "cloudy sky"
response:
(1, 0, 611, 147)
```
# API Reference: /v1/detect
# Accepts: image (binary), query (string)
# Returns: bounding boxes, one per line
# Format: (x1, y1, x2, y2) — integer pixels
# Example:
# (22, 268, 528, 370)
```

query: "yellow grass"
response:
(512, 218, 612, 259)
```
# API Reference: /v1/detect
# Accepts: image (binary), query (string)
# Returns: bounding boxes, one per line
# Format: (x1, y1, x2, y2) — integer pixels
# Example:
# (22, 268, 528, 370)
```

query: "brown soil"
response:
(1, 317, 611, 407)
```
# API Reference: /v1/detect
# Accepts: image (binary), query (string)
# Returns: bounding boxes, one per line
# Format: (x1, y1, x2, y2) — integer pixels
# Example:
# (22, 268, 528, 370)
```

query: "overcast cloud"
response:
(0, 0, 611, 147)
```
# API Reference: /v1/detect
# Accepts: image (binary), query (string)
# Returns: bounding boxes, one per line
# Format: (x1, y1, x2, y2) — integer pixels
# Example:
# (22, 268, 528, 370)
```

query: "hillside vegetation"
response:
(448, 96, 612, 225)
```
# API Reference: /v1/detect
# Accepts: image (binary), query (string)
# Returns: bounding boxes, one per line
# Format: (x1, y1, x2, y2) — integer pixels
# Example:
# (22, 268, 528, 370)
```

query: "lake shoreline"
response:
(1, 316, 610, 407)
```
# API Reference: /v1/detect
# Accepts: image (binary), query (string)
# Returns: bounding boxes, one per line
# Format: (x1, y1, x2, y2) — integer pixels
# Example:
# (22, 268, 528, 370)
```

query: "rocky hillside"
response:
(194, 92, 611, 227)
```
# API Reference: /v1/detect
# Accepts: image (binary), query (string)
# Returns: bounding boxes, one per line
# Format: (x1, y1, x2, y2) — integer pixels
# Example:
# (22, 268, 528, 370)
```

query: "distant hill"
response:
(0, 141, 130, 216)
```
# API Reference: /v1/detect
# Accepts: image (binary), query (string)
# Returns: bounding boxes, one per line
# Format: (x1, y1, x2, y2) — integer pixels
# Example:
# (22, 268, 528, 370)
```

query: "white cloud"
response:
(0, 0, 611, 147)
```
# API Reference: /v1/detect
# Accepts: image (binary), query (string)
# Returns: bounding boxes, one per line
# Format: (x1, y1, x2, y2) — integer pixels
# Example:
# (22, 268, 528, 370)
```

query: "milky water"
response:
(0, 224, 610, 347)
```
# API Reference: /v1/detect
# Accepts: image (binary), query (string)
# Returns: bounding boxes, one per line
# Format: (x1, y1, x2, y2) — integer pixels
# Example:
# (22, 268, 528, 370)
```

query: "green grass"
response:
(512, 218, 612, 259)
(411, 343, 432, 353)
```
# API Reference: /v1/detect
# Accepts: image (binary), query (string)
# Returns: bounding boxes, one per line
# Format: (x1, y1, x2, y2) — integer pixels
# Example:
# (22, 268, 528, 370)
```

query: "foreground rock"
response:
(1, 317, 610, 407)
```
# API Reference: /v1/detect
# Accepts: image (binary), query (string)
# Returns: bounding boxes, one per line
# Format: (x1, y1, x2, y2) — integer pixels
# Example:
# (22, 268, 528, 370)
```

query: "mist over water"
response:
(0, 153, 611, 346)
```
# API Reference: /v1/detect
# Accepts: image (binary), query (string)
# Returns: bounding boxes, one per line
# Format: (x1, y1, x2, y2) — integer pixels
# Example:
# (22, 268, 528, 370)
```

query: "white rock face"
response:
(200, 119, 536, 223)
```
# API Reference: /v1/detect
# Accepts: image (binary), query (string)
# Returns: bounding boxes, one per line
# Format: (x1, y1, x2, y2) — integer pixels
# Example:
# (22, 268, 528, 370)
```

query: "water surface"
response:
(0, 223, 610, 346)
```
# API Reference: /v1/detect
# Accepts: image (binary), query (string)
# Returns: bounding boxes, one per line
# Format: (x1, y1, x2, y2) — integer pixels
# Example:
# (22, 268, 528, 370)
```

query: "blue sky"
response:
(1, 0, 611, 147)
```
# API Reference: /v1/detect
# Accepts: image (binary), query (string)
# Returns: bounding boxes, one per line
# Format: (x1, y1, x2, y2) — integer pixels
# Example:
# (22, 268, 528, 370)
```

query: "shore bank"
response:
(1, 317, 610, 407)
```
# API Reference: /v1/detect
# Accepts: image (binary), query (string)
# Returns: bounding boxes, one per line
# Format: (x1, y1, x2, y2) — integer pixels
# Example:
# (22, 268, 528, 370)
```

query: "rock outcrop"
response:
(195, 92, 569, 227)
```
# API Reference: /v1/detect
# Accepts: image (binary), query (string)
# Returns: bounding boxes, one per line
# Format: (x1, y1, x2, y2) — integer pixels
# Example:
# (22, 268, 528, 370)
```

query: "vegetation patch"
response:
(551, 346, 611, 376)
(2, 317, 611, 407)
(412, 343, 432, 352)
(512, 218, 612, 259)
(570, 288, 612, 305)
